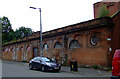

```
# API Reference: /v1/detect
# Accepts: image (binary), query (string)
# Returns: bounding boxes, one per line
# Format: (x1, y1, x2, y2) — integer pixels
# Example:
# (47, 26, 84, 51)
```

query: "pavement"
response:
(61, 66, 112, 77)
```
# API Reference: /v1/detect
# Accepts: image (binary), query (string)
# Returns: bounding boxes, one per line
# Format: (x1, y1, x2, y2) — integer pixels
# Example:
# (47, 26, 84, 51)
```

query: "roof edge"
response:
(111, 10, 120, 18)
(3, 17, 113, 46)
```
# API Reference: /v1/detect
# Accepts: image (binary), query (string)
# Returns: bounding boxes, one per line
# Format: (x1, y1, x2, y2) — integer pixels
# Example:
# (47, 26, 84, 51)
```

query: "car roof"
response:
(113, 49, 120, 58)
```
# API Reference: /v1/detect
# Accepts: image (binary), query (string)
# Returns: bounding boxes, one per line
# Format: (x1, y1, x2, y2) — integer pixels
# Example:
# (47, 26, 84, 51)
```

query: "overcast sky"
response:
(0, 0, 102, 32)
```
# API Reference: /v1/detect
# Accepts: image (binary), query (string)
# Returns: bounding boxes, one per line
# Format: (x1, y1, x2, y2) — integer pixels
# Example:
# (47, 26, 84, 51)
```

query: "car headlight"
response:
(46, 63, 52, 67)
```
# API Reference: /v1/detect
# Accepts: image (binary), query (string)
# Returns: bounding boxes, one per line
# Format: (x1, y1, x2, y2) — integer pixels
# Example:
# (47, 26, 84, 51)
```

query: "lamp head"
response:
(30, 7, 37, 9)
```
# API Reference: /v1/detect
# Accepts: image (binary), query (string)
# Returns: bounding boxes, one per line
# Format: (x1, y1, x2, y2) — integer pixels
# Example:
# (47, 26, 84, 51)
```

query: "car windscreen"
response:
(41, 57, 53, 62)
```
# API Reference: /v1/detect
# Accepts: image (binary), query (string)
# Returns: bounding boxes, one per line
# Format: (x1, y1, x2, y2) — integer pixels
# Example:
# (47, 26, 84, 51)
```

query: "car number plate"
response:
(54, 67, 59, 69)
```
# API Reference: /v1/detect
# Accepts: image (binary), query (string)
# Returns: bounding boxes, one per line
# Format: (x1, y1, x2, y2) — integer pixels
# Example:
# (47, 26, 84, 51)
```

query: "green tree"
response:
(98, 4, 110, 18)
(1, 16, 14, 44)
(15, 26, 33, 39)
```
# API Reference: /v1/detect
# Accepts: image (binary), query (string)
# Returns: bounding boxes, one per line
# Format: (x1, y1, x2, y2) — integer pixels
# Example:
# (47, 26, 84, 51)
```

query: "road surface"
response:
(2, 60, 110, 79)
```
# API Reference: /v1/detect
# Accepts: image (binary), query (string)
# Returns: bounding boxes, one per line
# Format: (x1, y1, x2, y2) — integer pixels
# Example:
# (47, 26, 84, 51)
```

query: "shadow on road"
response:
(29, 69, 60, 73)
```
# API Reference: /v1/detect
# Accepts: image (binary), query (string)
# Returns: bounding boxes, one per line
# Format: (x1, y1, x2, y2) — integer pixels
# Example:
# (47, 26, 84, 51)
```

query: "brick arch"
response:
(54, 42, 62, 49)
(74, 34, 79, 39)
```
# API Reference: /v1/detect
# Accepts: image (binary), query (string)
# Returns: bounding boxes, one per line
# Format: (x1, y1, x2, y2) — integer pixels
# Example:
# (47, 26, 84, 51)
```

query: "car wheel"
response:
(56, 69, 60, 72)
(41, 65, 45, 72)
(29, 64, 33, 70)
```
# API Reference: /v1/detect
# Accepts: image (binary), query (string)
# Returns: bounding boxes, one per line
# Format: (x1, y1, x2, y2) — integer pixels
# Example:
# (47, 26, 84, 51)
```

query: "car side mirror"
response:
(52, 59, 57, 63)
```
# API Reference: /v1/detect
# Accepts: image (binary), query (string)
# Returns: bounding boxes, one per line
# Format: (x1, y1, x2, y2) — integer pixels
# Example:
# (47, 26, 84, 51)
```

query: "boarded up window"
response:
(54, 42, 62, 49)
(69, 40, 80, 49)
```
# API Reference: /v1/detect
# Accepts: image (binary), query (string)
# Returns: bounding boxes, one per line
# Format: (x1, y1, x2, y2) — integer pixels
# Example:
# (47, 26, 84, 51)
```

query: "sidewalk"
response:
(61, 66, 111, 77)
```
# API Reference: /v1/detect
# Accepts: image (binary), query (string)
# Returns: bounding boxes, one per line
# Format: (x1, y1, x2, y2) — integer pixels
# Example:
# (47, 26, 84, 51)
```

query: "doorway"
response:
(33, 47, 38, 58)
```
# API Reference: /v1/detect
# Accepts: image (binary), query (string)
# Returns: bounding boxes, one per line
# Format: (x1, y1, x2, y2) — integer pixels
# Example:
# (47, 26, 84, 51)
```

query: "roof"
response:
(3, 17, 113, 46)
(94, 0, 120, 5)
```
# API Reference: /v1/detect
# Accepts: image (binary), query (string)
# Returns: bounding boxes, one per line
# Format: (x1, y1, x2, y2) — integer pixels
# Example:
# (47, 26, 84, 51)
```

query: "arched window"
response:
(20, 46, 23, 51)
(69, 40, 80, 49)
(8, 48, 11, 52)
(27, 45, 30, 51)
(43, 43, 49, 50)
(16, 47, 19, 51)
(5, 48, 8, 52)
(54, 42, 62, 49)
(13, 47, 15, 52)
(11, 48, 13, 52)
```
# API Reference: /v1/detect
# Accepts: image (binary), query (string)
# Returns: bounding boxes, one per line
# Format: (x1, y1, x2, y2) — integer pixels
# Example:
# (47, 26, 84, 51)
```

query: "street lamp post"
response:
(30, 7, 43, 57)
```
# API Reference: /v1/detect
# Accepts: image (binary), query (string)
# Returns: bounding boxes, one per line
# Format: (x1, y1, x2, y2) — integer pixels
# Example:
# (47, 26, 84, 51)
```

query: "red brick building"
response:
(2, 0, 120, 69)
(94, 0, 120, 66)
(94, 0, 120, 18)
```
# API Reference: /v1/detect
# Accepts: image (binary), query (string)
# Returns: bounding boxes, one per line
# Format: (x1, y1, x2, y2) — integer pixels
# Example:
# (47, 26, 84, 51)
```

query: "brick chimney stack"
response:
(94, 0, 120, 18)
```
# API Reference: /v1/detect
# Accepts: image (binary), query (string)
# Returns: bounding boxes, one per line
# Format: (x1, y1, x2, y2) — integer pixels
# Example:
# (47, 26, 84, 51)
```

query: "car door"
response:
(118, 50, 120, 76)
(36, 58, 42, 69)
(32, 57, 39, 68)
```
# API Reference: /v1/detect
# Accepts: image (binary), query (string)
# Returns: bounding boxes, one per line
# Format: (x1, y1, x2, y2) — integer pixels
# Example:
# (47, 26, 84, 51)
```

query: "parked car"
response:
(111, 49, 120, 79)
(29, 57, 61, 72)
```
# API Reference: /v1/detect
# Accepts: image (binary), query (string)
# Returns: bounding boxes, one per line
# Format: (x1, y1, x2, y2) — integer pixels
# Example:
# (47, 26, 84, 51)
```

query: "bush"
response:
(98, 4, 110, 18)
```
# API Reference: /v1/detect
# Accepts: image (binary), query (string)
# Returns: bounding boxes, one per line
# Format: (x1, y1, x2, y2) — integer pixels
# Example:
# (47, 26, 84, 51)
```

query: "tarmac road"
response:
(2, 60, 85, 77)
(2, 60, 111, 79)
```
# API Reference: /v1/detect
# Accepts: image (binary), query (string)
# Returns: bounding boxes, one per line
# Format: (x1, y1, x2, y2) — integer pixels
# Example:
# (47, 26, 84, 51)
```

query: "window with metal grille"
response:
(54, 42, 62, 49)
(69, 40, 80, 49)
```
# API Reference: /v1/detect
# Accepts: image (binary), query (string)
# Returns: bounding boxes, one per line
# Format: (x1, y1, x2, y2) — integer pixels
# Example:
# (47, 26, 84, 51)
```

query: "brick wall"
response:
(111, 11, 120, 62)
(94, 1, 120, 18)
(2, 17, 113, 68)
